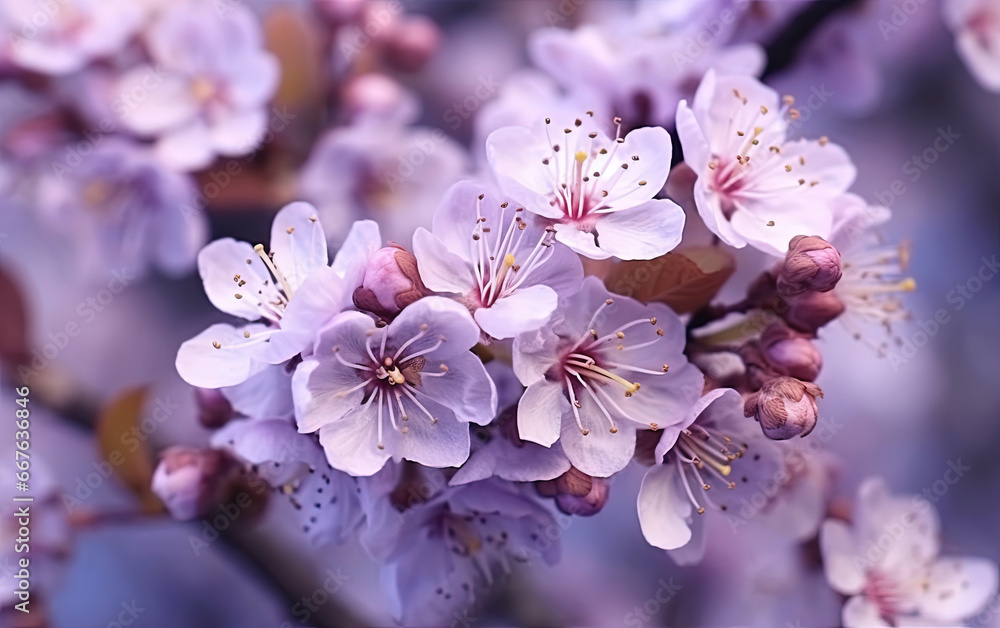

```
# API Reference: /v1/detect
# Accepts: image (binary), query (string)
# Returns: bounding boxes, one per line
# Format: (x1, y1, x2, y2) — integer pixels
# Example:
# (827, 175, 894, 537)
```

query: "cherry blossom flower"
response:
(0, 0, 145, 75)
(212, 418, 364, 545)
(116, 3, 279, 171)
(293, 297, 496, 476)
(486, 113, 685, 260)
(676, 70, 857, 255)
(361, 465, 559, 625)
(820, 477, 999, 627)
(637, 388, 784, 563)
(513, 276, 703, 477)
(34, 138, 207, 279)
(176, 202, 344, 389)
(944, 0, 1000, 92)
(412, 181, 584, 340)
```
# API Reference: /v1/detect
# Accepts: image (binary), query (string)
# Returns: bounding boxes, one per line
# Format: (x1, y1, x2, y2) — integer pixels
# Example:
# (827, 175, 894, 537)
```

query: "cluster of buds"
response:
(730, 236, 843, 440)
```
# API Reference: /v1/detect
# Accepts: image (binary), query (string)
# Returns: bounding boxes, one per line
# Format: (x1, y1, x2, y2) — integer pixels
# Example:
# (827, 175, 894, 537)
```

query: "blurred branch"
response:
(761, 0, 863, 78)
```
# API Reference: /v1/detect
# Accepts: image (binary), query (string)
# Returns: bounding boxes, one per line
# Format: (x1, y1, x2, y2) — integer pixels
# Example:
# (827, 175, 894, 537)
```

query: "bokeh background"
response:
(0, 0, 998, 626)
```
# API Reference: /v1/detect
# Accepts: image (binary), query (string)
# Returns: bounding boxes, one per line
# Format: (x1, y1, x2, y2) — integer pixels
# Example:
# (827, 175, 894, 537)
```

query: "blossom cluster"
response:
(3, 0, 997, 625)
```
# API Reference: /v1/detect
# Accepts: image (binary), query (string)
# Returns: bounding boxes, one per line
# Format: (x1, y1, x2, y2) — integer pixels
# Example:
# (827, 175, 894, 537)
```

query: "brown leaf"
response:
(604, 246, 735, 314)
(96, 387, 163, 513)
(0, 264, 31, 370)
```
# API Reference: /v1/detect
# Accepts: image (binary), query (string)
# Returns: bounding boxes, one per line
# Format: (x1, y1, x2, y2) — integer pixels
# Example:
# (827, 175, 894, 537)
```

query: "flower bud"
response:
(552, 467, 609, 517)
(194, 388, 234, 429)
(313, 0, 365, 26)
(784, 289, 846, 333)
(352, 245, 428, 319)
(777, 235, 842, 297)
(378, 16, 440, 73)
(759, 322, 823, 382)
(744, 377, 823, 440)
(151, 447, 240, 521)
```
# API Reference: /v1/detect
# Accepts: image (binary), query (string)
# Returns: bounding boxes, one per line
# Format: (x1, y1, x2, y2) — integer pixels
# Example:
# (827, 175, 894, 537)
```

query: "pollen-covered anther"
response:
(212, 341, 221, 349)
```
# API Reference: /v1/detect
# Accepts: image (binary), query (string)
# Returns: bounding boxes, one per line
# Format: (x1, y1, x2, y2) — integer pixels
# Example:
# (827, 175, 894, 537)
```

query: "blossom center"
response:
(467, 194, 556, 308)
(668, 424, 748, 516)
(539, 113, 648, 223)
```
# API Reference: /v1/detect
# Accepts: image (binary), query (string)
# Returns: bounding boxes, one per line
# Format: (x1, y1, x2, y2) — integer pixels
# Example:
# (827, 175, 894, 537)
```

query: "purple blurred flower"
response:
(176, 202, 345, 389)
(676, 70, 856, 255)
(293, 297, 496, 476)
(637, 388, 783, 562)
(0, 0, 145, 75)
(513, 276, 703, 477)
(821, 477, 999, 627)
(412, 181, 584, 340)
(486, 113, 685, 260)
(35, 137, 207, 278)
(116, 3, 279, 171)
(299, 121, 469, 244)
(945, 0, 1000, 92)
(212, 418, 364, 545)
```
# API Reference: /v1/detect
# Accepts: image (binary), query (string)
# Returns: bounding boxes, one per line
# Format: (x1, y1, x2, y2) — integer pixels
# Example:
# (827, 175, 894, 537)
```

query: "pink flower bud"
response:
(342, 73, 418, 125)
(744, 377, 823, 440)
(151, 448, 239, 521)
(352, 245, 427, 319)
(194, 388, 234, 429)
(777, 235, 842, 297)
(784, 289, 846, 332)
(553, 467, 609, 517)
(759, 323, 823, 381)
(378, 16, 440, 73)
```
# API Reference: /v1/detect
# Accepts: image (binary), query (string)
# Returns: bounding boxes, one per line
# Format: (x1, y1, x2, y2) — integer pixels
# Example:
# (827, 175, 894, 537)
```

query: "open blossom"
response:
(0, 0, 145, 75)
(34, 138, 207, 279)
(827, 194, 916, 354)
(676, 70, 857, 255)
(116, 3, 279, 171)
(293, 297, 497, 476)
(212, 418, 364, 545)
(413, 181, 584, 340)
(820, 477, 998, 627)
(362, 466, 559, 626)
(176, 202, 344, 389)
(637, 388, 784, 563)
(513, 276, 703, 477)
(486, 113, 685, 260)
(944, 0, 1000, 92)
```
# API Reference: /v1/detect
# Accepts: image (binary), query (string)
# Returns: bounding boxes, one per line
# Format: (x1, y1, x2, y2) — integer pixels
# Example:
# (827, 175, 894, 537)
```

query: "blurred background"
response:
(0, 0, 998, 626)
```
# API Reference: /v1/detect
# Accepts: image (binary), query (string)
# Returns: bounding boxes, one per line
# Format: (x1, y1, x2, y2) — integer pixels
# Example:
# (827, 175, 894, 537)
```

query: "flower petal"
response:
(913, 557, 999, 623)
(268, 201, 329, 291)
(411, 228, 477, 294)
(475, 284, 558, 339)
(637, 463, 693, 550)
(593, 198, 685, 260)
(517, 380, 569, 447)
(820, 519, 866, 595)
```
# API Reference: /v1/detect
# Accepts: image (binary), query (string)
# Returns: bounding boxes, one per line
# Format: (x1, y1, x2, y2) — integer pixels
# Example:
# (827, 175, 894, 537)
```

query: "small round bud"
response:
(553, 467, 609, 517)
(759, 323, 823, 382)
(777, 235, 842, 297)
(352, 245, 428, 319)
(744, 377, 824, 440)
(378, 16, 441, 73)
(784, 289, 846, 333)
(151, 447, 240, 521)
(194, 388, 234, 429)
